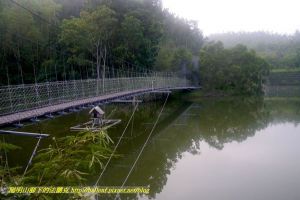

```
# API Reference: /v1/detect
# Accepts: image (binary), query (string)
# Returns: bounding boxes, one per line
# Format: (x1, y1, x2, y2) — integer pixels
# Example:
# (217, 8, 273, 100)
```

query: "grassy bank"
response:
(271, 68, 300, 73)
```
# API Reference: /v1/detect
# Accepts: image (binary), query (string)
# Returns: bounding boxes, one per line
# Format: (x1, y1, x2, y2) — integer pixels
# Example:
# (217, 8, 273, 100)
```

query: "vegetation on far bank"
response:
(270, 68, 300, 73)
(1, 0, 292, 97)
(199, 42, 270, 95)
(209, 31, 300, 70)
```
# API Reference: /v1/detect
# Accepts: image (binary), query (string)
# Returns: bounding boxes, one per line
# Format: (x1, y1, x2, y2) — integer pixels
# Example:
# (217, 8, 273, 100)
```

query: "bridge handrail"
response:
(0, 76, 192, 116)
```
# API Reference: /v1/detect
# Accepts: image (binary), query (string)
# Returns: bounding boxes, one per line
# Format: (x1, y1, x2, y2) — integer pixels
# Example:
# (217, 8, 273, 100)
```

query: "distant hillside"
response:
(208, 31, 300, 69)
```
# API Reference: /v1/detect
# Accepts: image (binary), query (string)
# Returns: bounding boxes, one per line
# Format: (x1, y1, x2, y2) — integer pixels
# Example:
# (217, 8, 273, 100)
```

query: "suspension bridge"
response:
(0, 0, 200, 127)
(0, 72, 198, 126)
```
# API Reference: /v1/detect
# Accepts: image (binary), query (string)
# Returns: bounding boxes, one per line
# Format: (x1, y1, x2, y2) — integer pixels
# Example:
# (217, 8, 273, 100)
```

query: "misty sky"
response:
(163, 0, 300, 36)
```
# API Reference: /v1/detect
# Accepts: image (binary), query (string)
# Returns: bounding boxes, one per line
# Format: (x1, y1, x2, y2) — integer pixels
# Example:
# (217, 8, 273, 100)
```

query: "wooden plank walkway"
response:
(0, 86, 199, 126)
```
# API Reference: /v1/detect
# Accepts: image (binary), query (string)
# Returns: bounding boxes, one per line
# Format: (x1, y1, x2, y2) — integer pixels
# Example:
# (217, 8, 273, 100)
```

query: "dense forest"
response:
(0, 0, 270, 95)
(200, 42, 269, 95)
(0, 0, 203, 85)
(209, 31, 300, 69)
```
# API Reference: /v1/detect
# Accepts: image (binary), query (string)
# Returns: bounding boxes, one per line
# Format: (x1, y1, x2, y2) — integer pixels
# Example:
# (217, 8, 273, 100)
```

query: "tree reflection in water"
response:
(99, 97, 300, 200)
(2, 95, 300, 200)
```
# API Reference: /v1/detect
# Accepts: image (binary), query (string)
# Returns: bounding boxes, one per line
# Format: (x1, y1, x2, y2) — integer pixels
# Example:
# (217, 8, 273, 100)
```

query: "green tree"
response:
(0, 0, 60, 84)
(209, 31, 300, 69)
(60, 5, 117, 84)
(60, 17, 89, 64)
(154, 43, 175, 71)
(200, 42, 269, 95)
(115, 15, 145, 64)
(1, 0, 204, 84)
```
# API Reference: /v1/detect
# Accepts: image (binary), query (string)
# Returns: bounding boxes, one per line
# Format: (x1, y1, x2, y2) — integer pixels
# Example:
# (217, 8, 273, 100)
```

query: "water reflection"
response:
(194, 98, 269, 149)
(4, 95, 300, 200)
(98, 97, 300, 200)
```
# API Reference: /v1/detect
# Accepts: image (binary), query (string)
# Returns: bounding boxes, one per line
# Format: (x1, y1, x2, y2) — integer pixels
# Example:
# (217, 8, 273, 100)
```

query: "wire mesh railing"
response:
(0, 76, 192, 116)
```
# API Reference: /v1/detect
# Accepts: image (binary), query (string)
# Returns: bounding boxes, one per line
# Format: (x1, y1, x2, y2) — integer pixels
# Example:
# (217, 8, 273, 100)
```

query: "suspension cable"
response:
(7, 0, 60, 29)
(95, 103, 139, 186)
(114, 93, 170, 200)
(94, 102, 139, 186)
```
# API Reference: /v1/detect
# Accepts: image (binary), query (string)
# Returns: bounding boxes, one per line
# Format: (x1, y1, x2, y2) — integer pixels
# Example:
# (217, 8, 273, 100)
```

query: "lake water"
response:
(5, 93, 300, 200)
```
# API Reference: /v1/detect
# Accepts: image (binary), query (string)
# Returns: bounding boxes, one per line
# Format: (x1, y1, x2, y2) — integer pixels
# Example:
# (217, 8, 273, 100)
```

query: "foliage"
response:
(0, 0, 61, 84)
(114, 14, 145, 65)
(0, 0, 203, 85)
(0, 140, 22, 193)
(271, 68, 300, 73)
(0, 130, 114, 199)
(60, 5, 117, 79)
(200, 42, 270, 95)
(209, 31, 300, 69)
(154, 12, 203, 76)
(23, 130, 113, 186)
